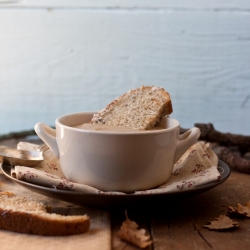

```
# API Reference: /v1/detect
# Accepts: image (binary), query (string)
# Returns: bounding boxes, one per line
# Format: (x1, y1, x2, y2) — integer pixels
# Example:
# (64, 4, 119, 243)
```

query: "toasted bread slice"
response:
(91, 86, 173, 130)
(0, 192, 90, 236)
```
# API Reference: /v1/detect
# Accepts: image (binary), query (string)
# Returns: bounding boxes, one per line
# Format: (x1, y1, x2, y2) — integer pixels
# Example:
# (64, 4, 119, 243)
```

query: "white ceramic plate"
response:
(1, 160, 230, 208)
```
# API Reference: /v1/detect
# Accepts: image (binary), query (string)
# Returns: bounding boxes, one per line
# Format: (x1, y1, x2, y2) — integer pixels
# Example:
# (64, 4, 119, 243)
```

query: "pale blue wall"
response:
(0, 0, 249, 135)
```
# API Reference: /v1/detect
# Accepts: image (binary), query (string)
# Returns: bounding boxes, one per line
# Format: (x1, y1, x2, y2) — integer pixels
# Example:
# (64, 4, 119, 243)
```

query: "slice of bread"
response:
(0, 192, 90, 236)
(91, 86, 173, 130)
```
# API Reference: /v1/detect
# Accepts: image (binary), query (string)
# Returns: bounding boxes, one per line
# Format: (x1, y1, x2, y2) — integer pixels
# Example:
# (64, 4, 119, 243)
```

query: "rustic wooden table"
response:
(112, 169, 250, 250)
(1, 137, 250, 250)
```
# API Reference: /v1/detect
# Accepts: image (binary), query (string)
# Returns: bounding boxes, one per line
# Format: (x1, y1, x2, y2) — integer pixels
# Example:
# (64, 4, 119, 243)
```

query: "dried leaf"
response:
(228, 201, 250, 217)
(203, 215, 239, 230)
(116, 212, 152, 249)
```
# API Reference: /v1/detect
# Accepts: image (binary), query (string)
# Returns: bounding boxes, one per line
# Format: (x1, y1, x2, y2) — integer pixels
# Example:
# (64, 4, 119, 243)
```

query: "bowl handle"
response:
(34, 122, 59, 158)
(174, 127, 201, 163)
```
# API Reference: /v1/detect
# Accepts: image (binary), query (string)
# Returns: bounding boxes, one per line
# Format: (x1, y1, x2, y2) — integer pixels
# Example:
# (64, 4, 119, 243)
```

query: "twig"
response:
(0, 127, 55, 141)
(181, 123, 250, 149)
(212, 145, 250, 174)
(0, 129, 37, 141)
(181, 123, 250, 174)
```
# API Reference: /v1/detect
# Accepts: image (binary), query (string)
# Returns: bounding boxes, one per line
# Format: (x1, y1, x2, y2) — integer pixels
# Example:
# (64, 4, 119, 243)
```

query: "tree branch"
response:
(212, 145, 250, 174)
(194, 123, 250, 148)
(0, 129, 36, 141)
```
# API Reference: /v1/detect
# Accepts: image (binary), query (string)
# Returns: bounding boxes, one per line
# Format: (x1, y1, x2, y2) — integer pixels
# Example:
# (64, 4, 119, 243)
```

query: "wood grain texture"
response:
(0, 1, 249, 135)
(110, 170, 250, 249)
(1, 134, 250, 249)
(139, 170, 250, 250)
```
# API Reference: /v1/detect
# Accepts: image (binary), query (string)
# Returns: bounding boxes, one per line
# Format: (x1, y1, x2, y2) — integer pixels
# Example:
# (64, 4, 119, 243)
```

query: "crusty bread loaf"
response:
(0, 192, 90, 236)
(91, 86, 173, 130)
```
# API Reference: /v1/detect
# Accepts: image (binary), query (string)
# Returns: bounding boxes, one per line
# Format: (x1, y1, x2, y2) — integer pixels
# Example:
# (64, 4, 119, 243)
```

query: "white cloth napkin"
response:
(11, 141, 221, 195)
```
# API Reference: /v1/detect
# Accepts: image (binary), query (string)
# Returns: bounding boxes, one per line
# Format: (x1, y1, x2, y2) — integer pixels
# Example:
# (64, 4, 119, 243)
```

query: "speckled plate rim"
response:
(0, 160, 230, 208)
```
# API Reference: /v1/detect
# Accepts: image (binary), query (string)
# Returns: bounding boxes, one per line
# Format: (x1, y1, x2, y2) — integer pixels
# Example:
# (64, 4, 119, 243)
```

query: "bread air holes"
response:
(98, 118, 105, 124)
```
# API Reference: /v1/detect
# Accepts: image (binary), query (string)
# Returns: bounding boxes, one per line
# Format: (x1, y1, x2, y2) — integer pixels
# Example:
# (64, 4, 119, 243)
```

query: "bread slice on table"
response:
(91, 86, 173, 130)
(0, 192, 90, 236)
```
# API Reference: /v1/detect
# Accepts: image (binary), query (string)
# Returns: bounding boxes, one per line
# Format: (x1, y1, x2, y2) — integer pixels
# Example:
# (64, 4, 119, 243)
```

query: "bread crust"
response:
(0, 192, 90, 236)
(91, 86, 173, 130)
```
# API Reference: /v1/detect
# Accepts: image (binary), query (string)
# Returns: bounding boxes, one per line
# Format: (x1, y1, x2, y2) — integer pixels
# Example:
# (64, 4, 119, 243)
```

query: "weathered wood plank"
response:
(150, 204, 212, 249)
(2, 136, 250, 249)
(150, 170, 250, 250)
(0, 7, 249, 136)
(1, 0, 250, 9)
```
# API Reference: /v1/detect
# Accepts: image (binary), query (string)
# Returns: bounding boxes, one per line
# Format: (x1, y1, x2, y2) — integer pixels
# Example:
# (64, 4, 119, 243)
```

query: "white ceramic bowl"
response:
(34, 112, 200, 192)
